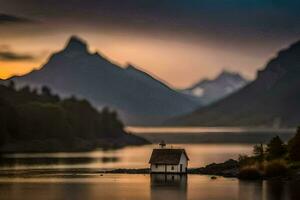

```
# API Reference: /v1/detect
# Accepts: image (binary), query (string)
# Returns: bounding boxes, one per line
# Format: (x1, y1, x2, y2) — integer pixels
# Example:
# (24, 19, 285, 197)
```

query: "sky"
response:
(0, 0, 300, 88)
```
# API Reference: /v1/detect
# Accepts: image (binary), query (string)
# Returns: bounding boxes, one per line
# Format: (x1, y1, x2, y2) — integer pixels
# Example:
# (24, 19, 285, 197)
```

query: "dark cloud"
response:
(1, 0, 299, 43)
(0, 14, 34, 24)
(0, 0, 300, 51)
(0, 50, 35, 61)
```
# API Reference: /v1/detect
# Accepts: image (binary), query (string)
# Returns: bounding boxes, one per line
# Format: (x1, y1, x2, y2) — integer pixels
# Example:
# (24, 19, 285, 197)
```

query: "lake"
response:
(0, 143, 253, 170)
(1, 174, 299, 200)
(127, 126, 295, 144)
(0, 127, 298, 200)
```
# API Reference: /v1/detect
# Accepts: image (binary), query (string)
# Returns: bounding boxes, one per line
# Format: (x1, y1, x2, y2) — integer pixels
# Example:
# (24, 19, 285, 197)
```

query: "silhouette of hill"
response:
(0, 82, 149, 152)
(167, 40, 300, 127)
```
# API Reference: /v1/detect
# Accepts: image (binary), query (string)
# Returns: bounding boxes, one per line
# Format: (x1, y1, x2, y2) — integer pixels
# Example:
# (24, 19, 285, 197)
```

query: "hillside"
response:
(167, 40, 300, 127)
(0, 83, 149, 152)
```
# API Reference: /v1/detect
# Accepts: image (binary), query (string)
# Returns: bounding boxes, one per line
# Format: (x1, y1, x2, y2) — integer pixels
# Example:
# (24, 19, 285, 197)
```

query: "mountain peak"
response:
(126, 63, 139, 71)
(182, 69, 248, 105)
(65, 35, 88, 52)
(219, 70, 234, 76)
(218, 70, 241, 79)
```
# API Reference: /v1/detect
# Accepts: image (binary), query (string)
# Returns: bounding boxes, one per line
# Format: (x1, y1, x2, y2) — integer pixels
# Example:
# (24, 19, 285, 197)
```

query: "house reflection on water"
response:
(150, 174, 187, 200)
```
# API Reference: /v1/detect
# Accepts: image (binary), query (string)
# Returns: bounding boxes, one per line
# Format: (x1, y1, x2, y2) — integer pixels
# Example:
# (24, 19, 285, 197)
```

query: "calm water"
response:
(0, 127, 298, 200)
(127, 126, 295, 144)
(0, 174, 299, 200)
(0, 143, 253, 170)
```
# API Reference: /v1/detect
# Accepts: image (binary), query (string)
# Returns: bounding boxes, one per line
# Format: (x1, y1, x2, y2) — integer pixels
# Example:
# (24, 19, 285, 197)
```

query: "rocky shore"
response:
(189, 159, 239, 177)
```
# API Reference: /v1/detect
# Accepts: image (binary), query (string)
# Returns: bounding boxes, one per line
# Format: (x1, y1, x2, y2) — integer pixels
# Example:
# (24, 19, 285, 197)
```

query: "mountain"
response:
(167, 40, 300, 127)
(5, 36, 199, 125)
(181, 71, 248, 105)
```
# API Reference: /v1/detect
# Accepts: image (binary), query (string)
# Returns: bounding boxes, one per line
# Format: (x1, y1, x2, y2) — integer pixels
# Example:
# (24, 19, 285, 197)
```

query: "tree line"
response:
(0, 81, 126, 149)
(238, 127, 300, 179)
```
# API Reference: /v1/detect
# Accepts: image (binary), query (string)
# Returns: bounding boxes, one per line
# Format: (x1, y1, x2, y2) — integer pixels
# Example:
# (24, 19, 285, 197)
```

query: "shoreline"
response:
(0, 135, 150, 153)
(99, 159, 239, 178)
(0, 159, 239, 178)
(1, 159, 299, 181)
(0, 168, 299, 181)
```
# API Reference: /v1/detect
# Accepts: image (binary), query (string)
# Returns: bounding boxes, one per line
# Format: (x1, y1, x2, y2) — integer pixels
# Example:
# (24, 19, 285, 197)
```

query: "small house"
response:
(149, 142, 189, 174)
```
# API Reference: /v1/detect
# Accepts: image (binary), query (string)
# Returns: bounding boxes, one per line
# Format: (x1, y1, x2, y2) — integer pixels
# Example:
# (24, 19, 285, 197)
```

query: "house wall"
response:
(179, 153, 188, 173)
(150, 154, 188, 173)
(151, 164, 166, 173)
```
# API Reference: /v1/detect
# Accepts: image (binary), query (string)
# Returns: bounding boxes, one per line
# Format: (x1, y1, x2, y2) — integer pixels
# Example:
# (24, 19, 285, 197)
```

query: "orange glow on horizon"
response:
(0, 32, 262, 88)
(0, 60, 43, 79)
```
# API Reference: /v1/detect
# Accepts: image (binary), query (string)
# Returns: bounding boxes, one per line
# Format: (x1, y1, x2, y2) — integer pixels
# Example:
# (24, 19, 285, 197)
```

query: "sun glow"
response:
(0, 61, 42, 79)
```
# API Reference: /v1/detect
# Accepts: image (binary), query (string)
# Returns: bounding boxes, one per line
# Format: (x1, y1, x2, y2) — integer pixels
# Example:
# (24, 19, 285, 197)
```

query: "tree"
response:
(31, 88, 38, 95)
(19, 85, 31, 94)
(288, 127, 300, 161)
(8, 80, 15, 90)
(0, 83, 130, 151)
(17, 102, 71, 141)
(253, 143, 265, 162)
(41, 85, 60, 102)
(41, 85, 52, 97)
(0, 98, 19, 144)
(99, 107, 124, 137)
(266, 136, 287, 160)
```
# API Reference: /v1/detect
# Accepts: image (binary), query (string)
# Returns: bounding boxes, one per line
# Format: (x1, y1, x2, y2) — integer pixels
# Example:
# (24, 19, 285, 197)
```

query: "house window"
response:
(155, 164, 158, 168)
(171, 166, 174, 170)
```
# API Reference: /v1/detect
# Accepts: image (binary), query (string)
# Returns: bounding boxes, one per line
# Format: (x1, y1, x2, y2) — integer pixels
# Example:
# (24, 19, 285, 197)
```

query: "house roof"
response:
(149, 148, 189, 165)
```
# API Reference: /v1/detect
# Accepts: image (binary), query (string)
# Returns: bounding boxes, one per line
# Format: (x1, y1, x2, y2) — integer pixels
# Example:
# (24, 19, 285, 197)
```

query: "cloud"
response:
(1, 0, 299, 47)
(1, 0, 300, 56)
(0, 14, 34, 24)
(0, 45, 10, 50)
(0, 50, 35, 61)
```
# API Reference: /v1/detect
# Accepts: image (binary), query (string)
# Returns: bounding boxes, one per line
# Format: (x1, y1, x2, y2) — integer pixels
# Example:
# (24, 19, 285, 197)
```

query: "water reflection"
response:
(264, 180, 287, 200)
(0, 156, 119, 167)
(0, 174, 300, 200)
(238, 180, 263, 200)
(150, 174, 187, 200)
(238, 180, 300, 200)
(129, 127, 295, 144)
(287, 180, 300, 200)
(0, 144, 253, 170)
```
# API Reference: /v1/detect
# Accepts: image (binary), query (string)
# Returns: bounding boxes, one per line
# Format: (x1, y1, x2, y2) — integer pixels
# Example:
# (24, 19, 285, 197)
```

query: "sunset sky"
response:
(0, 0, 300, 88)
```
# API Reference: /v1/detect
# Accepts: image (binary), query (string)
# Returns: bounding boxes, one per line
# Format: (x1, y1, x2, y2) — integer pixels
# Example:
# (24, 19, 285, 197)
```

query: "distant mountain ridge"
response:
(5, 36, 199, 125)
(181, 70, 248, 105)
(167, 40, 300, 127)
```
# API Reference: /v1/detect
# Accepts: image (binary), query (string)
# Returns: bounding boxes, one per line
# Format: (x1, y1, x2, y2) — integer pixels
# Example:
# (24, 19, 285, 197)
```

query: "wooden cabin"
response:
(149, 142, 189, 174)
